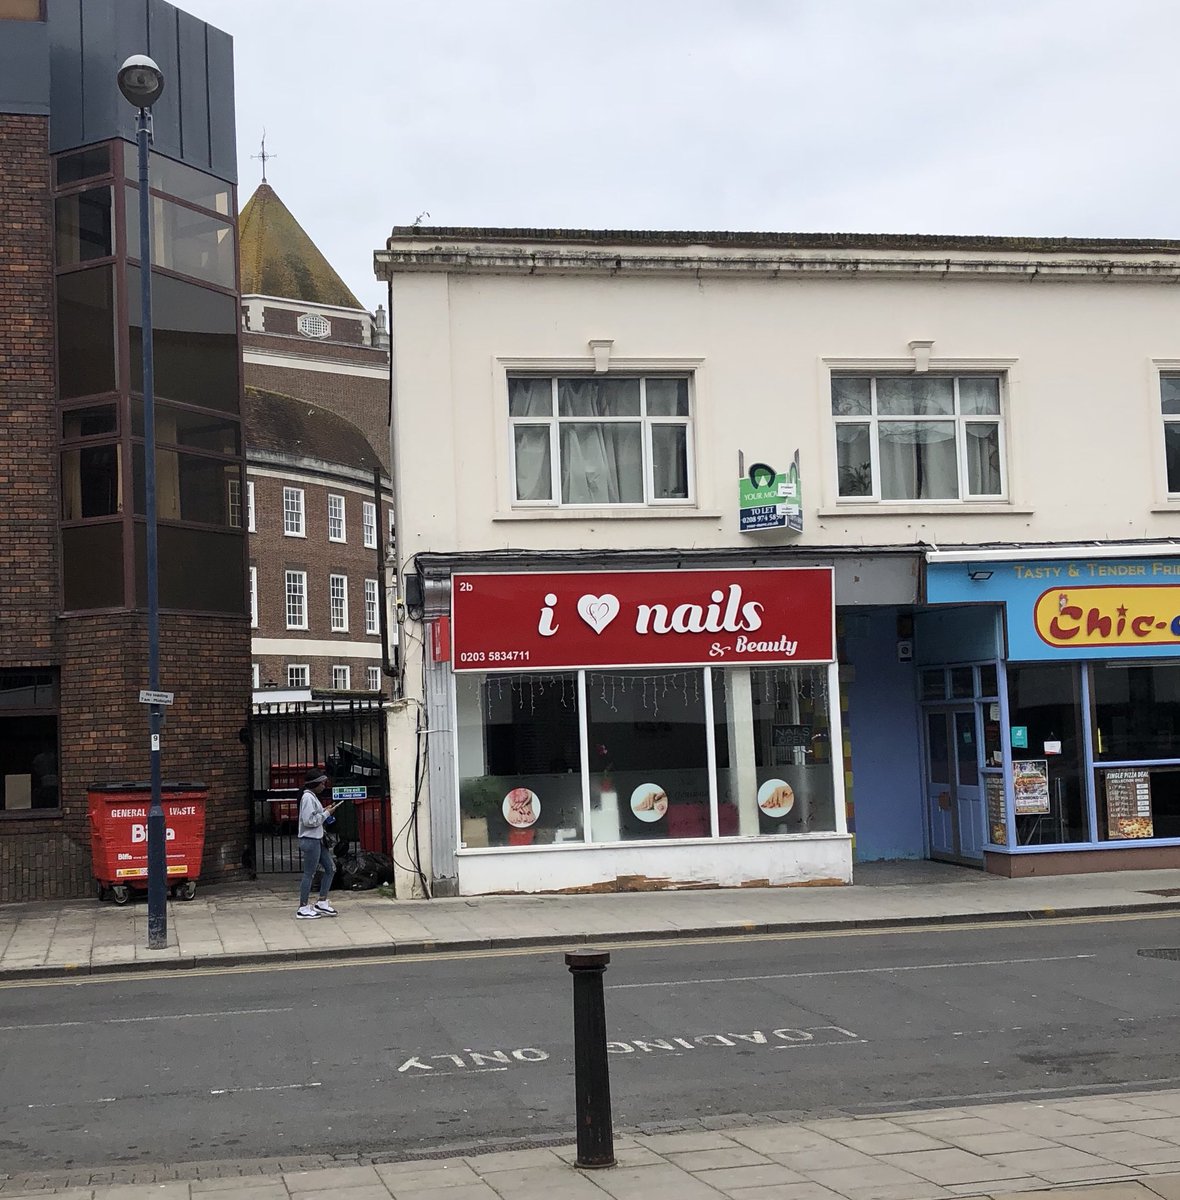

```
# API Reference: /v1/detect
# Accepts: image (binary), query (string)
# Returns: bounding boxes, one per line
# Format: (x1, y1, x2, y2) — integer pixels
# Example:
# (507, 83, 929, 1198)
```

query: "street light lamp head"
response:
(117, 54, 165, 108)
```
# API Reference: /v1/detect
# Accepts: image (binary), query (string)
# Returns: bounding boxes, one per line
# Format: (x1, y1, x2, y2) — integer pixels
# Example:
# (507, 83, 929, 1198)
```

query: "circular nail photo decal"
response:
(503, 787, 541, 828)
(757, 779, 795, 817)
(630, 783, 669, 822)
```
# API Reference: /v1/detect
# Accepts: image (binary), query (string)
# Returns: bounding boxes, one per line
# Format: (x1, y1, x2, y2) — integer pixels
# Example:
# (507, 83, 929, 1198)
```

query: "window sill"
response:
(0, 809, 62, 822)
(817, 504, 1034, 517)
(283, 531, 307, 538)
(456, 831, 850, 853)
(1151, 506, 1180, 513)
(493, 507, 723, 521)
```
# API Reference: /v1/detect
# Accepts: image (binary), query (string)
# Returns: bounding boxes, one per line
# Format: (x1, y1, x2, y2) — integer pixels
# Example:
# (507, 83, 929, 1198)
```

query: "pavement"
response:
(4, 860, 1180, 980)
(8, 862, 1180, 1198)
(7, 1088, 1180, 1199)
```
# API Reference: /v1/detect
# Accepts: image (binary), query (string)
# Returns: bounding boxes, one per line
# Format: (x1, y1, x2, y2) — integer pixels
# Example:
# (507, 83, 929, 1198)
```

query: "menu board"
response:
(984, 773, 1007, 845)
(1104, 769, 1153, 840)
(1013, 760, 1050, 815)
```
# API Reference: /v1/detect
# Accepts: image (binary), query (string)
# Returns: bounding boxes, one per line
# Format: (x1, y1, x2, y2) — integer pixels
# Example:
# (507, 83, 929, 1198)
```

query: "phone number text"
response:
(458, 650, 531, 664)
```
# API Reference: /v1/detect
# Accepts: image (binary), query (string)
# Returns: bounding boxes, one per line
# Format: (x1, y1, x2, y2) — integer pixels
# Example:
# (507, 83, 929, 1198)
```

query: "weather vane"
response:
(251, 130, 276, 183)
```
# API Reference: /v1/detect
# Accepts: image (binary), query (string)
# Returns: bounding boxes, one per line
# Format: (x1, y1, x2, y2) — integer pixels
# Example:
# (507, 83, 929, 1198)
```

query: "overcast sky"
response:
(180, 0, 1180, 314)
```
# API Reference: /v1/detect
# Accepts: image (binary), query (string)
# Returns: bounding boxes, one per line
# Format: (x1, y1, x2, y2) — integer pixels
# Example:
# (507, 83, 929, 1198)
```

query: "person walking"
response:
(296, 768, 341, 919)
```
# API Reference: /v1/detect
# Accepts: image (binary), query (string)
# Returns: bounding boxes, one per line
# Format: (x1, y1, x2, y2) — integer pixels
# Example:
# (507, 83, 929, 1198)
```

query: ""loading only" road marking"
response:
(395, 1024, 862, 1077)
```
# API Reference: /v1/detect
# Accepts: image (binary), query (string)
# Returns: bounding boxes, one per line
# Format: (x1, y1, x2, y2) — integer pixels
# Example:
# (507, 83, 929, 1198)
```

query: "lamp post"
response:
(118, 54, 167, 950)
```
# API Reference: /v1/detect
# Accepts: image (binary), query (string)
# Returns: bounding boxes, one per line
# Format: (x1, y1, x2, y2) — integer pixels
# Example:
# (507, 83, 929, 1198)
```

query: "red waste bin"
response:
(88, 782, 207, 905)
(355, 794, 391, 854)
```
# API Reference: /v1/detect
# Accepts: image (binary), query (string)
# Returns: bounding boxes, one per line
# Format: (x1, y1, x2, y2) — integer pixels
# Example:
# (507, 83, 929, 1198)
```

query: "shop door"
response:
(924, 708, 985, 863)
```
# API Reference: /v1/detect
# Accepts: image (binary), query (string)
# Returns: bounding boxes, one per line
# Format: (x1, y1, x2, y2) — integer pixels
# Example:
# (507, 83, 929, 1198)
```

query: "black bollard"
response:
(566, 949, 616, 1168)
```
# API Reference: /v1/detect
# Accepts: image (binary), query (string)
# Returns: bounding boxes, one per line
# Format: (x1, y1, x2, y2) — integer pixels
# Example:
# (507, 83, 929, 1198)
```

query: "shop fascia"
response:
(927, 543, 1180, 857)
(444, 567, 845, 860)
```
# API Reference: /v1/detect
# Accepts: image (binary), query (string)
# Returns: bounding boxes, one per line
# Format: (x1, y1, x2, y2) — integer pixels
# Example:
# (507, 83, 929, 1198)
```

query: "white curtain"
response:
(878, 421, 957, 499)
(964, 422, 1001, 495)
(558, 380, 643, 503)
(510, 379, 553, 501)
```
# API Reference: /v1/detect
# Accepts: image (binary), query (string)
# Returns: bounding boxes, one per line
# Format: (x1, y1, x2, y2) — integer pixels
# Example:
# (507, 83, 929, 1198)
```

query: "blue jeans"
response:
(298, 836, 335, 906)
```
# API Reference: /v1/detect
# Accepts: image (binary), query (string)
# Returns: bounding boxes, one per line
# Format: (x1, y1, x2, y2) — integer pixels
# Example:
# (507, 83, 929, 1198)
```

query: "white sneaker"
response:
(295, 905, 320, 919)
(314, 900, 338, 916)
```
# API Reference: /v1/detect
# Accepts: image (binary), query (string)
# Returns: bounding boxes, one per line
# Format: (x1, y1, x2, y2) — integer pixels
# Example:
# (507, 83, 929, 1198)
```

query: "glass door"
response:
(925, 707, 984, 862)
(952, 709, 984, 861)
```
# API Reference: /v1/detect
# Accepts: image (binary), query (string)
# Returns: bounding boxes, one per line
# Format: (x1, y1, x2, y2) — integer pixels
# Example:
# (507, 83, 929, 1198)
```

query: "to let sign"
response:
(451, 568, 834, 671)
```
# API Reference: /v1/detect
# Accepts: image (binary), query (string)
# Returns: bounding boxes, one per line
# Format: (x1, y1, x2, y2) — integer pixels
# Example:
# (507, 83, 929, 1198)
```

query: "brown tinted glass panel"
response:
(127, 192, 235, 288)
(0, 671, 54, 708)
(0, 0, 43, 19)
(132, 445, 238, 526)
(135, 523, 246, 614)
(124, 144, 232, 214)
(62, 522, 124, 610)
(55, 188, 113, 266)
(127, 267, 240, 413)
(131, 400, 240, 454)
(56, 267, 117, 398)
(61, 444, 122, 518)
(0, 716, 58, 812)
(61, 404, 117, 440)
(55, 145, 110, 187)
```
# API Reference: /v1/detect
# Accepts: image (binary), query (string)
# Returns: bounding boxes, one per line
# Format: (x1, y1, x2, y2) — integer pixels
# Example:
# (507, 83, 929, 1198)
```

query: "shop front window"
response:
(454, 664, 840, 850)
(1092, 660, 1180, 840)
(586, 669, 712, 842)
(1006, 663, 1089, 845)
(712, 666, 836, 836)
(456, 673, 584, 847)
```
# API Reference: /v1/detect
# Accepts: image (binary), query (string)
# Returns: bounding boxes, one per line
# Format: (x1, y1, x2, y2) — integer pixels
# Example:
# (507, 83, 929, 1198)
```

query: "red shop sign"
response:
(451, 568, 834, 670)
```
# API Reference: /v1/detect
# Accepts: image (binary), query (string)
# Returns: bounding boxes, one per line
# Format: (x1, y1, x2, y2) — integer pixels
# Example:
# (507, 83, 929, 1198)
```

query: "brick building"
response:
(0, 1, 250, 901)
(237, 182, 393, 693)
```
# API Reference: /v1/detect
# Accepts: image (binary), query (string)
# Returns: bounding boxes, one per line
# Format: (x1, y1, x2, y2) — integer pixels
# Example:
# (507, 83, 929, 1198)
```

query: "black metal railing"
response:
(246, 695, 390, 874)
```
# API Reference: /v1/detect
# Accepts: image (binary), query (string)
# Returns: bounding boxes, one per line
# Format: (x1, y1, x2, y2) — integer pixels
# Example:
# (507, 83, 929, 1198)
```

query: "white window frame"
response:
(285, 570, 308, 630)
(507, 373, 695, 509)
(287, 663, 309, 688)
(362, 500, 377, 549)
(249, 565, 258, 628)
(329, 573, 348, 632)
(830, 372, 1007, 504)
(366, 666, 382, 692)
(246, 480, 256, 532)
(251, 663, 260, 689)
(332, 665, 351, 690)
(328, 493, 346, 543)
(364, 578, 379, 635)
(388, 507, 395, 551)
(282, 487, 305, 537)
(1160, 368, 1180, 497)
(227, 477, 241, 528)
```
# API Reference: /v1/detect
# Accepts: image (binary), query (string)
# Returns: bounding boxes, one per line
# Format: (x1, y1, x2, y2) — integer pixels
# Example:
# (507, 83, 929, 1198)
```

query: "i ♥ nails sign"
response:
(451, 568, 834, 670)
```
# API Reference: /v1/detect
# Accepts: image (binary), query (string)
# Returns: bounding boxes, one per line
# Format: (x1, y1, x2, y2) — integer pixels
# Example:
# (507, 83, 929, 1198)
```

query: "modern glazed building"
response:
(0, 0, 250, 900)
(376, 225, 1180, 897)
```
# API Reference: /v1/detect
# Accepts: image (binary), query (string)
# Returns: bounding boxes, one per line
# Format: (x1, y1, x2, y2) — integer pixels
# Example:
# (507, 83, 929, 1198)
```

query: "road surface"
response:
(2, 912, 1179, 1171)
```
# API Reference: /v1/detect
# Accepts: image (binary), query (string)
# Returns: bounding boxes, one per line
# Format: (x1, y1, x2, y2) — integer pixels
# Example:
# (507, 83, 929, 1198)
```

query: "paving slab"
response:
(1143, 1174, 1180, 1198)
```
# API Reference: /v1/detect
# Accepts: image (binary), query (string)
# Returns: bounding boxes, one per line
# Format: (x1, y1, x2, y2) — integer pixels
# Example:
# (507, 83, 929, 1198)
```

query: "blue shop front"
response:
(924, 546, 1180, 875)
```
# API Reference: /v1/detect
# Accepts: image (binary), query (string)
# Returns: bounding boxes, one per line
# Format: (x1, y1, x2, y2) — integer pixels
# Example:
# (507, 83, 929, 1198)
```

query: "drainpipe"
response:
(384, 276, 406, 698)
